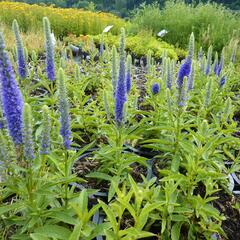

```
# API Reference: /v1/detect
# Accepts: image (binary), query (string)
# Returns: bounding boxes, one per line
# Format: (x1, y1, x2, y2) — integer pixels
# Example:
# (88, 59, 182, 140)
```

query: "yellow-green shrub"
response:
(64, 33, 183, 59)
(0, 2, 126, 37)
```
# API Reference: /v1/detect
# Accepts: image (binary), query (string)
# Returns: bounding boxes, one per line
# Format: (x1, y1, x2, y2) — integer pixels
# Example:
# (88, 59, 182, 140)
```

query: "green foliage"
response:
(129, 1, 240, 52)
(0, 18, 240, 240)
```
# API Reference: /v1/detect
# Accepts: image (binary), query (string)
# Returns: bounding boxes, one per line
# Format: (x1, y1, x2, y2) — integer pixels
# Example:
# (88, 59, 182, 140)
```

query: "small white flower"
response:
(157, 29, 169, 37)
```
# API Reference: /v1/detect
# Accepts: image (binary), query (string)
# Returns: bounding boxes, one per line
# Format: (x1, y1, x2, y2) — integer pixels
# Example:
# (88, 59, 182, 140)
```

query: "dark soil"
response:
(213, 192, 240, 240)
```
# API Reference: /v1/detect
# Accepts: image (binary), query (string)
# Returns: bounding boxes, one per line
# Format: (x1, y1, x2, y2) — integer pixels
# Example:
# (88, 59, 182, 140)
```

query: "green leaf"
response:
(47, 210, 78, 225)
(69, 223, 82, 240)
(79, 189, 88, 219)
(99, 200, 118, 234)
(30, 233, 49, 240)
(87, 172, 112, 181)
(34, 225, 71, 239)
(171, 222, 183, 240)
(0, 202, 23, 215)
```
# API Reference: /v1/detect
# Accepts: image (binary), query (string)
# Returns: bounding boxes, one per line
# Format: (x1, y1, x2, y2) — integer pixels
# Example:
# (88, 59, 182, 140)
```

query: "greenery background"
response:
(13, 0, 240, 16)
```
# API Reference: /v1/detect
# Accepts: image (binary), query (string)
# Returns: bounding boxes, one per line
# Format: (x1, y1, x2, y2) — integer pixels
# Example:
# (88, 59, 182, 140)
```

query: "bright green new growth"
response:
(23, 103, 35, 160)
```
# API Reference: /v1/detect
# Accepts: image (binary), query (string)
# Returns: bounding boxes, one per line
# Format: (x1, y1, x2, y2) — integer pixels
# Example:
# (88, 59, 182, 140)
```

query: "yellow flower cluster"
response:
(0, 2, 126, 36)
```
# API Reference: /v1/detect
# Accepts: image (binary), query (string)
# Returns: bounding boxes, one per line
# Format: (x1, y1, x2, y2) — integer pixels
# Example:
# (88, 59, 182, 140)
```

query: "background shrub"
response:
(129, 1, 240, 52)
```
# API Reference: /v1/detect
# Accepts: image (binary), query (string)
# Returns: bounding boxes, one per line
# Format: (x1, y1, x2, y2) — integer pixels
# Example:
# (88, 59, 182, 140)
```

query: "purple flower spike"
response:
(115, 28, 127, 126)
(0, 32, 24, 145)
(126, 54, 132, 94)
(43, 17, 55, 81)
(176, 58, 192, 89)
(176, 33, 194, 89)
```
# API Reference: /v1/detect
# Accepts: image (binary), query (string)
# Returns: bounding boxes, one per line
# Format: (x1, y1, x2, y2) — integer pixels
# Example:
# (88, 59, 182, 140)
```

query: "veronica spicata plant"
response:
(43, 17, 55, 81)
(12, 19, 27, 79)
(23, 103, 35, 160)
(58, 68, 71, 149)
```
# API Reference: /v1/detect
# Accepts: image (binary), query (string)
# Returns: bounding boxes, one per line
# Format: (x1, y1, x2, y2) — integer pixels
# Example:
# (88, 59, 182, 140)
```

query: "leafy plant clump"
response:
(0, 17, 240, 240)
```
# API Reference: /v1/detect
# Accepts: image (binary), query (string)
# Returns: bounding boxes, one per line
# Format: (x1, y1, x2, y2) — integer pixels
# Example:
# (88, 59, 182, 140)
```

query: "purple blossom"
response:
(176, 57, 192, 89)
(219, 75, 227, 88)
(126, 54, 132, 94)
(213, 52, 218, 75)
(166, 58, 173, 90)
(176, 33, 194, 89)
(115, 28, 126, 125)
(151, 83, 160, 95)
(0, 32, 24, 145)
(43, 17, 55, 81)
(126, 72, 131, 94)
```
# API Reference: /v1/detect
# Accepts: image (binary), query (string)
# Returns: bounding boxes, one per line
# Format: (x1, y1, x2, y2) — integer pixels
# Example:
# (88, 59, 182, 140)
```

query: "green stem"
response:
(171, 108, 182, 172)
(64, 150, 69, 208)
(115, 125, 123, 176)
